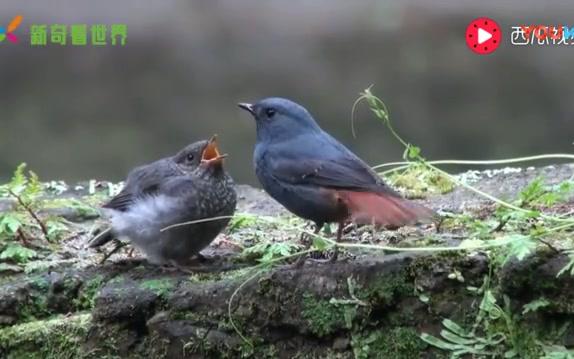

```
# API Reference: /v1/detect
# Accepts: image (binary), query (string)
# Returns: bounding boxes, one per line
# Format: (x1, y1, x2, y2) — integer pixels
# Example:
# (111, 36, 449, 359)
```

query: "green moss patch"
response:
(301, 294, 358, 337)
(352, 327, 427, 359)
(0, 313, 91, 359)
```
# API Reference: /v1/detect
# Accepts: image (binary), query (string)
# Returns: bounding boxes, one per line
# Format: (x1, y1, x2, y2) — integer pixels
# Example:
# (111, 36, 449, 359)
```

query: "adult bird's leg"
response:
(328, 221, 344, 263)
(294, 222, 322, 267)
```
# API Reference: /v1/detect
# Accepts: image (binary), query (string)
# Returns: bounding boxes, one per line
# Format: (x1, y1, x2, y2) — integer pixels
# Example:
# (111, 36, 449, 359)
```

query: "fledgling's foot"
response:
(159, 263, 202, 274)
(159, 264, 183, 273)
(99, 240, 128, 264)
(194, 253, 208, 263)
(175, 264, 213, 274)
(160, 256, 216, 274)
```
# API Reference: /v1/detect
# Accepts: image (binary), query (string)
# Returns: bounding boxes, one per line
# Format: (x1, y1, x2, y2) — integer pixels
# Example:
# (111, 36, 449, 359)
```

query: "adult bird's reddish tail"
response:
(337, 191, 437, 228)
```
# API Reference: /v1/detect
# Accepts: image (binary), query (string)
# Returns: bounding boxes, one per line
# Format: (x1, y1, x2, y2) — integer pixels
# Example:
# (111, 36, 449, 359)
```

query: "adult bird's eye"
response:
(265, 108, 276, 118)
(186, 153, 194, 161)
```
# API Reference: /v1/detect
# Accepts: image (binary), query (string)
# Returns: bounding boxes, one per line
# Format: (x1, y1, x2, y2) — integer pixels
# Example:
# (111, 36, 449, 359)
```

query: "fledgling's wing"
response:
(159, 175, 197, 197)
(87, 226, 115, 248)
(102, 160, 177, 212)
(102, 190, 134, 212)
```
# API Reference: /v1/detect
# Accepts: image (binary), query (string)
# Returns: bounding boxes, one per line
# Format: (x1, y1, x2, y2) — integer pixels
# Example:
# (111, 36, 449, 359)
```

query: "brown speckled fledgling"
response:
(89, 137, 237, 267)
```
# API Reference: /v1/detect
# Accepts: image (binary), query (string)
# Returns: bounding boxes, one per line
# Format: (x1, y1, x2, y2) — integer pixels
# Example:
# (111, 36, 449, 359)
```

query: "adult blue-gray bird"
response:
(88, 137, 237, 268)
(239, 98, 436, 259)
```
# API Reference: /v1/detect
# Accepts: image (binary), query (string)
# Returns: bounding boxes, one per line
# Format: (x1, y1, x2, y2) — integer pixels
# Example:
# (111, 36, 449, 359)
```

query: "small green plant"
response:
(0, 164, 82, 268)
(73, 275, 105, 309)
(0, 165, 49, 266)
(502, 234, 537, 263)
(354, 87, 454, 197)
(45, 217, 69, 242)
(228, 213, 260, 233)
(242, 241, 300, 263)
(519, 177, 574, 208)
(352, 328, 427, 359)
(522, 297, 551, 314)
(557, 250, 574, 277)
(0, 243, 37, 263)
(422, 290, 540, 358)
(0, 163, 43, 201)
(492, 177, 574, 235)
(541, 346, 574, 359)
(0, 164, 48, 243)
(421, 317, 505, 357)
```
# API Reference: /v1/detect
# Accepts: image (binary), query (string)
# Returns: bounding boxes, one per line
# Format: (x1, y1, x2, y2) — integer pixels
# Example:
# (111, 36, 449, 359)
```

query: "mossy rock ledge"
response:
(0, 164, 573, 358)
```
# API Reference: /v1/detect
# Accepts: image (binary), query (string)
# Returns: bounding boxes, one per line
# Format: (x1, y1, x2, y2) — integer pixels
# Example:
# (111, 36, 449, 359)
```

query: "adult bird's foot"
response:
(313, 256, 339, 264)
(292, 253, 308, 268)
(328, 247, 339, 263)
(300, 247, 340, 264)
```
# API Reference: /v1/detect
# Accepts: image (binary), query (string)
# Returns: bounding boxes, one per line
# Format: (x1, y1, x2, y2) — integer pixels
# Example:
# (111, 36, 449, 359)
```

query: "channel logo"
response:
(0, 15, 23, 44)
(511, 25, 574, 45)
(466, 17, 501, 55)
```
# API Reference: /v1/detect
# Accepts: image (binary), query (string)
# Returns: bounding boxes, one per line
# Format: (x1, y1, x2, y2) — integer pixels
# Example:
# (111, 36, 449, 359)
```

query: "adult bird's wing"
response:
(269, 156, 436, 226)
(269, 155, 399, 196)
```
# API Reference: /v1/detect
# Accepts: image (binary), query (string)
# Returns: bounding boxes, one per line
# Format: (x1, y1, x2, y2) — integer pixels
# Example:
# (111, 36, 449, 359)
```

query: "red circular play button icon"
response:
(466, 17, 501, 55)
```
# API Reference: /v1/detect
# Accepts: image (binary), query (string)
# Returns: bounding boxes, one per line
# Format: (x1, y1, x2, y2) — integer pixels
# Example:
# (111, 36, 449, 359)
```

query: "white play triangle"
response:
(477, 28, 492, 45)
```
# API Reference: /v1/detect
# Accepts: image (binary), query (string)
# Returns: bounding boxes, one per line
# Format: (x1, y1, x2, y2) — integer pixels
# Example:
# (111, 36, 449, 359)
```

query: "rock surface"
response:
(0, 164, 573, 358)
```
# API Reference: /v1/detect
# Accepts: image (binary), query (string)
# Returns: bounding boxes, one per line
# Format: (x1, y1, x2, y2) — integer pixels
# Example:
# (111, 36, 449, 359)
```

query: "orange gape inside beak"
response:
(201, 136, 227, 165)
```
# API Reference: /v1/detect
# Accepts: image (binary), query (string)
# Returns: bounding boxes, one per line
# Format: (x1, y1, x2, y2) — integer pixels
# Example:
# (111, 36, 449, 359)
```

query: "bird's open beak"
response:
(238, 102, 254, 115)
(201, 135, 228, 167)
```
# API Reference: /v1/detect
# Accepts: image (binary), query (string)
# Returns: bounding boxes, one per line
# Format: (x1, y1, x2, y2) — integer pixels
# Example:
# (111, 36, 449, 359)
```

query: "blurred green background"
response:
(0, 1, 573, 185)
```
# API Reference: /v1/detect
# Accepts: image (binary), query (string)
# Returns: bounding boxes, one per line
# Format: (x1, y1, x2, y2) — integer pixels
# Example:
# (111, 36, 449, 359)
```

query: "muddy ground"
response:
(0, 164, 573, 358)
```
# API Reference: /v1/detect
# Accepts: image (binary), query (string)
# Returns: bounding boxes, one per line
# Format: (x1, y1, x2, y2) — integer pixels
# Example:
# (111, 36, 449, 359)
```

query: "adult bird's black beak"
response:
(238, 103, 254, 115)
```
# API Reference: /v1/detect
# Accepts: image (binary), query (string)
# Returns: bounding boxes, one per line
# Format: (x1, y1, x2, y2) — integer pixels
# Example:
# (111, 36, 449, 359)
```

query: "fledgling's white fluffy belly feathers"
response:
(104, 194, 182, 264)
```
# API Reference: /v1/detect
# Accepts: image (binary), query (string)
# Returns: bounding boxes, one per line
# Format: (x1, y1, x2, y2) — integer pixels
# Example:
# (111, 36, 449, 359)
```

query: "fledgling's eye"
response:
(186, 153, 194, 162)
(265, 108, 276, 118)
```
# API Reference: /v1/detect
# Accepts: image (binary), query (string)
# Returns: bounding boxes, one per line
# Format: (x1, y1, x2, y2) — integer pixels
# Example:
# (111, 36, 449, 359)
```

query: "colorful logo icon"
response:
(466, 17, 501, 55)
(0, 15, 23, 43)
